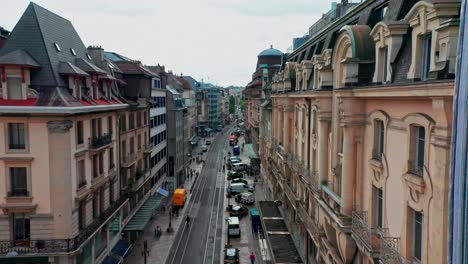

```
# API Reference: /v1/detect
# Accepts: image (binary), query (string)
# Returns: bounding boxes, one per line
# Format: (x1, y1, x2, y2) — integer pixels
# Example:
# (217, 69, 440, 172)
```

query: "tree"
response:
(229, 95, 235, 114)
(239, 98, 246, 111)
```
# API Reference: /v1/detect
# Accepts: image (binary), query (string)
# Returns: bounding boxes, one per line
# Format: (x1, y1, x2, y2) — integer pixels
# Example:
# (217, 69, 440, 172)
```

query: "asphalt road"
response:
(166, 127, 231, 264)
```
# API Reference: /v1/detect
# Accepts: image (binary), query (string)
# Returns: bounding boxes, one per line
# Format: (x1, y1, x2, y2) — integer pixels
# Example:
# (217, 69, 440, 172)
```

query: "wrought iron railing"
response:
(407, 160, 424, 177)
(309, 170, 320, 193)
(7, 189, 29, 197)
(0, 193, 127, 255)
(351, 211, 385, 256)
(88, 133, 112, 149)
(380, 237, 410, 264)
(121, 153, 136, 167)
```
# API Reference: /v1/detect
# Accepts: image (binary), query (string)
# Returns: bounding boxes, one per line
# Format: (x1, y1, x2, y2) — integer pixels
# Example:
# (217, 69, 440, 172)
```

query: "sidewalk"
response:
(124, 139, 212, 264)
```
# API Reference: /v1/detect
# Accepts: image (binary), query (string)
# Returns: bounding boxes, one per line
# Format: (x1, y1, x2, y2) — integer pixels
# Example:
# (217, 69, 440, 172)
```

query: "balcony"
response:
(0, 193, 128, 255)
(297, 201, 322, 242)
(319, 184, 351, 228)
(88, 133, 112, 151)
(121, 153, 137, 168)
(143, 143, 154, 154)
(407, 160, 424, 177)
(351, 210, 385, 258)
(283, 182, 300, 209)
(380, 237, 411, 264)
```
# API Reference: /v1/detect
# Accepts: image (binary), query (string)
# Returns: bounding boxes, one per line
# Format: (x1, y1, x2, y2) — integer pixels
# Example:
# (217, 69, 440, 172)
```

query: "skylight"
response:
(86, 54, 92, 60)
(54, 43, 61, 51)
(70, 48, 76, 56)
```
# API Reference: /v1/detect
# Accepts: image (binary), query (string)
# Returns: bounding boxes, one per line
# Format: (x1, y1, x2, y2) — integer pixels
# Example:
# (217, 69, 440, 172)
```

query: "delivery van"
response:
(227, 217, 241, 237)
(227, 183, 254, 195)
(172, 188, 186, 207)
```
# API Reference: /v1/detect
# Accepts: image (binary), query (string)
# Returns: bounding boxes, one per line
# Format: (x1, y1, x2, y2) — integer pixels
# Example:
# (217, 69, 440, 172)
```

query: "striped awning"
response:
(123, 194, 164, 231)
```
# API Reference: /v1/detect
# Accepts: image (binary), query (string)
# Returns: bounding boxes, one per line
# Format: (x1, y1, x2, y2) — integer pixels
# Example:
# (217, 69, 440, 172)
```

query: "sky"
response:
(2, 0, 333, 87)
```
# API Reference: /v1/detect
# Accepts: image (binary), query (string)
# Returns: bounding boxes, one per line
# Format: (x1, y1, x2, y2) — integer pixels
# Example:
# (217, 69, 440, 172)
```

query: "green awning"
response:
(244, 144, 258, 159)
(123, 194, 164, 231)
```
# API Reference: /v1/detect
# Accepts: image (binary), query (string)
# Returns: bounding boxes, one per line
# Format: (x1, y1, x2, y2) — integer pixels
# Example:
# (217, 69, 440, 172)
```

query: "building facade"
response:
(0, 4, 128, 263)
(262, 0, 460, 263)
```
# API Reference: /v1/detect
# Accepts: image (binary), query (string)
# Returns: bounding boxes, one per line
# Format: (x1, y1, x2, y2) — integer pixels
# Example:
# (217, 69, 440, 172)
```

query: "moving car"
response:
(201, 145, 208, 152)
(224, 247, 240, 264)
(230, 178, 248, 185)
(205, 140, 211, 145)
(227, 171, 243, 180)
(229, 206, 249, 218)
(235, 192, 255, 205)
(172, 188, 187, 207)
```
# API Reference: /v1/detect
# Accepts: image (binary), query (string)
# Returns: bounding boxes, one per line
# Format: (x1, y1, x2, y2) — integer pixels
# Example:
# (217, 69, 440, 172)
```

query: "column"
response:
(297, 109, 303, 161)
(341, 126, 356, 216)
(317, 119, 330, 183)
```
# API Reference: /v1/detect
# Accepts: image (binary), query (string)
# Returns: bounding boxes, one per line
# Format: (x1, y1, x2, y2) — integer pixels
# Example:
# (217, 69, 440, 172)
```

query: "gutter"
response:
(0, 104, 129, 114)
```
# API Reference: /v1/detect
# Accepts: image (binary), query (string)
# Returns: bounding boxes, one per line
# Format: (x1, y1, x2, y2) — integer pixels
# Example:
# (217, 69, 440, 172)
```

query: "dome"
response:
(258, 45, 283, 57)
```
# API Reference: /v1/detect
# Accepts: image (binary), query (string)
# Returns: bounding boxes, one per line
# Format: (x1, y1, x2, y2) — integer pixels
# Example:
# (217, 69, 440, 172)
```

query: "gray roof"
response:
(0, 49, 40, 68)
(75, 58, 106, 74)
(58, 61, 88, 76)
(0, 2, 103, 87)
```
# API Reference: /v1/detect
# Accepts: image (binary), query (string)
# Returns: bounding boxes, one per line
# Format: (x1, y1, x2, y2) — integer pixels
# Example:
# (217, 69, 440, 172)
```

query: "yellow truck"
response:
(172, 188, 186, 207)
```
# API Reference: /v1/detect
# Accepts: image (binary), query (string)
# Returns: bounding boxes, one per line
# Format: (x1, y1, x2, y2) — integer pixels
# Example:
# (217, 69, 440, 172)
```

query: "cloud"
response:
(1, 0, 329, 86)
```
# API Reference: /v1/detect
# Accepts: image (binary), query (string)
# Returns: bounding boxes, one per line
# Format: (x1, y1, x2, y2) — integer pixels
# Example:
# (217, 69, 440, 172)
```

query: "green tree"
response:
(239, 98, 246, 111)
(229, 95, 236, 114)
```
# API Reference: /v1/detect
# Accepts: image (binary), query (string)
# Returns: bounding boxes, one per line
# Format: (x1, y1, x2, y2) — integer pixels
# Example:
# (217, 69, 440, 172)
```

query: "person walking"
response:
(249, 252, 255, 264)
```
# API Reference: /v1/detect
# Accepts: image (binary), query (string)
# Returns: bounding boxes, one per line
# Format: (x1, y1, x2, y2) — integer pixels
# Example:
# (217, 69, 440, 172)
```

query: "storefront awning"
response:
(123, 194, 164, 231)
(157, 187, 169, 197)
(244, 144, 258, 159)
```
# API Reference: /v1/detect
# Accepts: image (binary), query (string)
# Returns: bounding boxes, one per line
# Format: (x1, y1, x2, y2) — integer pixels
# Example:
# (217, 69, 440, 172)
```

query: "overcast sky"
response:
(2, 0, 333, 86)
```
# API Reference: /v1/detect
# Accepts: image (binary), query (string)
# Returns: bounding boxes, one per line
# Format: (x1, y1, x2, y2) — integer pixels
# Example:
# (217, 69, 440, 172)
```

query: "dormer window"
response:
(7, 77, 22, 99)
(54, 43, 61, 52)
(421, 34, 432, 81)
(70, 48, 76, 56)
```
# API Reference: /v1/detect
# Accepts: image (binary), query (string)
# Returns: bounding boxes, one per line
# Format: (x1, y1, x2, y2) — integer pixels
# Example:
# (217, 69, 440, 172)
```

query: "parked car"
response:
(201, 145, 208, 152)
(232, 162, 247, 172)
(228, 157, 241, 165)
(227, 183, 254, 194)
(205, 140, 211, 145)
(235, 192, 255, 205)
(224, 247, 240, 263)
(227, 171, 243, 180)
(229, 206, 249, 218)
(230, 178, 248, 185)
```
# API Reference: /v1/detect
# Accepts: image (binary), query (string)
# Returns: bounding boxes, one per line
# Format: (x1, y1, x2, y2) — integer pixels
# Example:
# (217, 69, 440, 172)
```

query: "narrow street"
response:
(165, 127, 231, 264)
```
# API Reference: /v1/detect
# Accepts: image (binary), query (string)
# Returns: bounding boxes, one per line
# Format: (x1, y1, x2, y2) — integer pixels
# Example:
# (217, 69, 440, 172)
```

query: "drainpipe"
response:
(305, 97, 311, 264)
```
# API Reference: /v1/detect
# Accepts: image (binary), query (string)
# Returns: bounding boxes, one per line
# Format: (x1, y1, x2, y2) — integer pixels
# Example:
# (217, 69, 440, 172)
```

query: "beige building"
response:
(264, 0, 459, 263)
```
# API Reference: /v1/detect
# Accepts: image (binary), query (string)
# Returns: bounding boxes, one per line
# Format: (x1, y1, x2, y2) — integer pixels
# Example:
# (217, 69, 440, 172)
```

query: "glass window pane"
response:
(7, 77, 22, 100)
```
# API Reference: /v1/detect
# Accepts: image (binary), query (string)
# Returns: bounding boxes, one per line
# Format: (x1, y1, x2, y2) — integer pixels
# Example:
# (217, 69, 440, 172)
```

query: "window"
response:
(138, 134, 142, 150)
(92, 155, 99, 178)
(129, 113, 135, 130)
(78, 160, 86, 187)
(93, 195, 99, 218)
(410, 126, 425, 176)
(12, 213, 30, 242)
(143, 111, 147, 125)
(130, 137, 134, 154)
(91, 118, 102, 138)
(54, 43, 61, 51)
(421, 34, 432, 80)
(412, 209, 423, 263)
(374, 120, 384, 160)
(108, 116, 113, 135)
(79, 201, 86, 230)
(374, 187, 383, 228)
(9, 167, 28, 196)
(382, 47, 388, 83)
(137, 111, 142, 127)
(99, 152, 104, 174)
(77, 121, 84, 145)
(109, 148, 114, 169)
(7, 77, 22, 100)
(8, 123, 26, 150)
(120, 114, 127, 132)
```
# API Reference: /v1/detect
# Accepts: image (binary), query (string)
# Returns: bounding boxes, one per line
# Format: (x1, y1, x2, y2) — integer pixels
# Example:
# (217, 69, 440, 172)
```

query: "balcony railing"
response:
(297, 201, 322, 240)
(380, 237, 410, 264)
(0, 193, 128, 255)
(143, 143, 154, 154)
(88, 133, 112, 149)
(121, 153, 137, 168)
(351, 210, 385, 257)
(407, 160, 424, 177)
(372, 148, 383, 161)
(8, 189, 29, 197)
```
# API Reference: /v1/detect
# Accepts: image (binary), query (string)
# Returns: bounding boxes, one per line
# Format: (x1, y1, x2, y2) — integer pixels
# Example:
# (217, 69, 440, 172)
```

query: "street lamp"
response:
(167, 206, 174, 233)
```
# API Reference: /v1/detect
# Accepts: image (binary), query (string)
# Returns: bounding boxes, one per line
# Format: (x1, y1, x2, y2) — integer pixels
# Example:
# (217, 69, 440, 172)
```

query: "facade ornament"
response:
(47, 120, 73, 133)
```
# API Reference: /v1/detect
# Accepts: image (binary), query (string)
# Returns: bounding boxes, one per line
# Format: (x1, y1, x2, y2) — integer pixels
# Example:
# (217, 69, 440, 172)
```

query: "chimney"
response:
(87, 45, 104, 62)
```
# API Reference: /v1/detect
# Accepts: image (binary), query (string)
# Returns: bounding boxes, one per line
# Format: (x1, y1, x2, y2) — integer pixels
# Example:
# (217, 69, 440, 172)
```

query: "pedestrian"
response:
(162, 205, 166, 213)
(249, 252, 255, 264)
(223, 165, 225, 172)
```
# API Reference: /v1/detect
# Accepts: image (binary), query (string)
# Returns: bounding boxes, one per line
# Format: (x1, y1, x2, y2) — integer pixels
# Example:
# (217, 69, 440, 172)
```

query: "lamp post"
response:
(167, 206, 173, 233)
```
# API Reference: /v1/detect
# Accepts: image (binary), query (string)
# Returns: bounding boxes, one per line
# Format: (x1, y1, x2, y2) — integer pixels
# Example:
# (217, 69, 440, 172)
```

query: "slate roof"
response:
(182, 76, 200, 92)
(75, 58, 106, 74)
(58, 61, 88, 76)
(0, 2, 104, 88)
(0, 49, 40, 68)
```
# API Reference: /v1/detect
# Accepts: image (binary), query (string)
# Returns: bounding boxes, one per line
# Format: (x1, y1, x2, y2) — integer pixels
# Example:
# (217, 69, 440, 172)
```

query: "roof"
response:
(0, 2, 103, 87)
(182, 76, 200, 91)
(258, 46, 283, 57)
(75, 58, 106, 74)
(176, 76, 191, 90)
(0, 49, 40, 68)
(58, 61, 88, 76)
(341, 25, 375, 62)
(113, 61, 155, 77)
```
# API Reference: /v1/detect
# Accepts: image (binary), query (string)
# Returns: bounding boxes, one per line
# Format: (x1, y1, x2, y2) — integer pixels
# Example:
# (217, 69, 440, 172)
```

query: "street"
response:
(165, 127, 231, 264)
